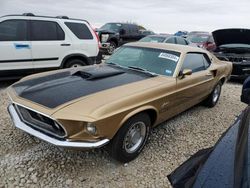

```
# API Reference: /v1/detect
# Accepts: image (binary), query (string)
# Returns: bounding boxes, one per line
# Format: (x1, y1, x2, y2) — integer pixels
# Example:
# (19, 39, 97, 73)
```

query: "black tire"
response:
(107, 41, 117, 55)
(204, 82, 222, 108)
(108, 113, 151, 163)
(64, 59, 87, 68)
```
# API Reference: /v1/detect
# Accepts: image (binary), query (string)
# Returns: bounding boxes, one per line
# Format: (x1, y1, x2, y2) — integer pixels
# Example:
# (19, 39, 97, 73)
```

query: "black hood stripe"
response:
(13, 65, 153, 108)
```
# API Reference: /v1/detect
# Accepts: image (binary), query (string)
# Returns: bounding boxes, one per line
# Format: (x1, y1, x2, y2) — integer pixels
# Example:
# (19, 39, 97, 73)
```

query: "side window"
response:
(176, 37, 187, 45)
(165, 37, 175, 44)
(182, 53, 206, 73)
(121, 24, 129, 35)
(0, 20, 28, 41)
(203, 54, 212, 68)
(65, 22, 93, 39)
(31, 20, 65, 41)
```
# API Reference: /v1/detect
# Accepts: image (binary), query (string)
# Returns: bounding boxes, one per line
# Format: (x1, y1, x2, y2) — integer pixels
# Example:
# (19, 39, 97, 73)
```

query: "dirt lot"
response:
(0, 81, 246, 188)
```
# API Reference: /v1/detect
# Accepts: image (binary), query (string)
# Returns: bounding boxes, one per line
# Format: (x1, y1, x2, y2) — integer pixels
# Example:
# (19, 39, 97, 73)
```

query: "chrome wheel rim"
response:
(123, 122, 146, 153)
(213, 84, 221, 103)
(107, 43, 116, 54)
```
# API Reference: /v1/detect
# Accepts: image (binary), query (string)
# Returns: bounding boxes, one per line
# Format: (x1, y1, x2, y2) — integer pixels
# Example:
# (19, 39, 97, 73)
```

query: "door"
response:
(130, 25, 141, 41)
(175, 53, 215, 110)
(119, 24, 131, 45)
(0, 19, 32, 73)
(30, 20, 69, 69)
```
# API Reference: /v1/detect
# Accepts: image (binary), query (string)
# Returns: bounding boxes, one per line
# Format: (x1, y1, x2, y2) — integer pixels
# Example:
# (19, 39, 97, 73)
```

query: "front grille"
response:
(15, 104, 66, 138)
(215, 53, 250, 63)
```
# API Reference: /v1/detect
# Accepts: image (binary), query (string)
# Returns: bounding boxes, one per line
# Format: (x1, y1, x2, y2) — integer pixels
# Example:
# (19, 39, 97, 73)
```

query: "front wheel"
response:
(108, 113, 151, 163)
(107, 41, 117, 55)
(204, 82, 222, 107)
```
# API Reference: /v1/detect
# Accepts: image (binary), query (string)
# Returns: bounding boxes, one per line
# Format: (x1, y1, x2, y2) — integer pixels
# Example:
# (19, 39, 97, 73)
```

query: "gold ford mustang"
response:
(7, 42, 232, 162)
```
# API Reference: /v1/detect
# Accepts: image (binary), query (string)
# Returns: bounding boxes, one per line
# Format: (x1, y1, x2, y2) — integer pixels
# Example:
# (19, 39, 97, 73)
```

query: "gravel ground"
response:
(0, 81, 246, 188)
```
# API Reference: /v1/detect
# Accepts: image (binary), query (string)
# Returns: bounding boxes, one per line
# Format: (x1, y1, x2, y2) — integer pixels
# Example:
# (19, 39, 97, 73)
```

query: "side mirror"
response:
(241, 77, 250, 104)
(179, 69, 192, 78)
(119, 29, 126, 35)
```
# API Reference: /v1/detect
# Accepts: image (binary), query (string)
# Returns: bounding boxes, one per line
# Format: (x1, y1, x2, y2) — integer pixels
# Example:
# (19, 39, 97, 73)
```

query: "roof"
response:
(146, 34, 172, 38)
(0, 13, 89, 24)
(124, 42, 207, 54)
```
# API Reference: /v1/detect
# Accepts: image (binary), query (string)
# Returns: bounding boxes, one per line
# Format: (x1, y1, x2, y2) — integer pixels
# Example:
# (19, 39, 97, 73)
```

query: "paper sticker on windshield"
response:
(158, 53, 179, 62)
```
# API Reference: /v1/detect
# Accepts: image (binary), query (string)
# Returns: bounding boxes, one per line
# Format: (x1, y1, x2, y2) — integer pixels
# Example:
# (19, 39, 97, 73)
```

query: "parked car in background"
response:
(212, 28, 250, 80)
(139, 30, 155, 35)
(174, 31, 188, 38)
(8, 42, 231, 163)
(139, 34, 190, 45)
(187, 33, 216, 51)
(0, 13, 101, 80)
(187, 31, 210, 37)
(168, 77, 250, 188)
(96, 22, 147, 54)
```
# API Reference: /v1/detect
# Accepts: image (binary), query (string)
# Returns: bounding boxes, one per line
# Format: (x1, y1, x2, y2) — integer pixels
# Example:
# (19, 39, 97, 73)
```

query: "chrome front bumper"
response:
(8, 104, 110, 149)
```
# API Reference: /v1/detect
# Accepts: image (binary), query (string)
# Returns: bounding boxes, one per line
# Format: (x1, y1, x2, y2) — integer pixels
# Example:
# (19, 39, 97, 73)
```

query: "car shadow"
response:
(229, 78, 245, 84)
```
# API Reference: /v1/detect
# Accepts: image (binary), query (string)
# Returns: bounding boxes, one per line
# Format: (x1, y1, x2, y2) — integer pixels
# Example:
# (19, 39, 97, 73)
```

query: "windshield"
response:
(100, 23, 121, 32)
(188, 35, 209, 43)
(139, 36, 166, 43)
(106, 46, 180, 76)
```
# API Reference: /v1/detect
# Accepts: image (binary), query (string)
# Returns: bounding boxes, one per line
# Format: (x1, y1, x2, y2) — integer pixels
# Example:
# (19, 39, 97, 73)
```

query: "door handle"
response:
(14, 43, 30, 49)
(60, 43, 71, 46)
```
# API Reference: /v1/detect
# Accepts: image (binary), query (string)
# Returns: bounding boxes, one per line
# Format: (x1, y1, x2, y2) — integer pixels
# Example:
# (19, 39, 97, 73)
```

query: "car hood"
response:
(212, 28, 250, 47)
(96, 29, 116, 35)
(9, 64, 172, 119)
(168, 106, 250, 188)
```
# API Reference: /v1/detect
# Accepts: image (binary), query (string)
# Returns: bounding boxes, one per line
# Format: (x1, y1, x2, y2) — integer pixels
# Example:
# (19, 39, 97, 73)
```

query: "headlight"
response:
(86, 123, 97, 135)
(101, 34, 109, 43)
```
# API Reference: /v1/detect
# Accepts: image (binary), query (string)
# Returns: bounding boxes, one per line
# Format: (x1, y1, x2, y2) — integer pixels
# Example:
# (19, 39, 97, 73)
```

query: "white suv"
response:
(0, 13, 101, 79)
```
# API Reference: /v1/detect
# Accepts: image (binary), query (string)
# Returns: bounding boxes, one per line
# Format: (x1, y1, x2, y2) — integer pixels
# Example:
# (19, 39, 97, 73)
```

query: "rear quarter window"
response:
(203, 54, 212, 68)
(65, 22, 93, 39)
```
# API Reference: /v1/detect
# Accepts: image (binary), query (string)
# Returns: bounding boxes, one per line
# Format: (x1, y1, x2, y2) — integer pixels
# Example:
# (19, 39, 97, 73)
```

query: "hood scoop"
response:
(72, 66, 125, 80)
(12, 64, 151, 109)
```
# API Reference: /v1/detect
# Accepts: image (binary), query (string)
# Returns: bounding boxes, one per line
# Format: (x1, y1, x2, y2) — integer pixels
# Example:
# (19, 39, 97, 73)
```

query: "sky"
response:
(1, 0, 250, 33)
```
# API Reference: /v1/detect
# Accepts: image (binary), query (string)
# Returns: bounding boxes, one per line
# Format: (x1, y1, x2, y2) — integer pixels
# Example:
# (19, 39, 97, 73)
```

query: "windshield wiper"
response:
(128, 66, 157, 76)
(106, 62, 117, 66)
(106, 62, 129, 70)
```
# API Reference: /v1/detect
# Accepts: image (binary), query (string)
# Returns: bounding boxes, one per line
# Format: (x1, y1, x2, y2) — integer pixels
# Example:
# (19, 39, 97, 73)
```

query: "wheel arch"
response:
(118, 106, 159, 130)
(219, 76, 226, 85)
(108, 37, 119, 46)
(61, 53, 93, 68)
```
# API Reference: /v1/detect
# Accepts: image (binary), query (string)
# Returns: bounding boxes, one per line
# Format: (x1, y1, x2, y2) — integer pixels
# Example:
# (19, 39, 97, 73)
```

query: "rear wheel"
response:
(204, 82, 222, 107)
(64, 59, 87, 68)
(108, 113, 151, 163)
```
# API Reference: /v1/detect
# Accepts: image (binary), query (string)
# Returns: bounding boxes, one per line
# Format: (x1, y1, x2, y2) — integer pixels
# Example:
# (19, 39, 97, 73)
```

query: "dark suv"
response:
(96, 23, 147, 54)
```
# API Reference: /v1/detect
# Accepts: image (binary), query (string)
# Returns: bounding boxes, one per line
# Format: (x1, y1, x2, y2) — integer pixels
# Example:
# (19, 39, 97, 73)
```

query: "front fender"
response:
(118, 105, 159, 128)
